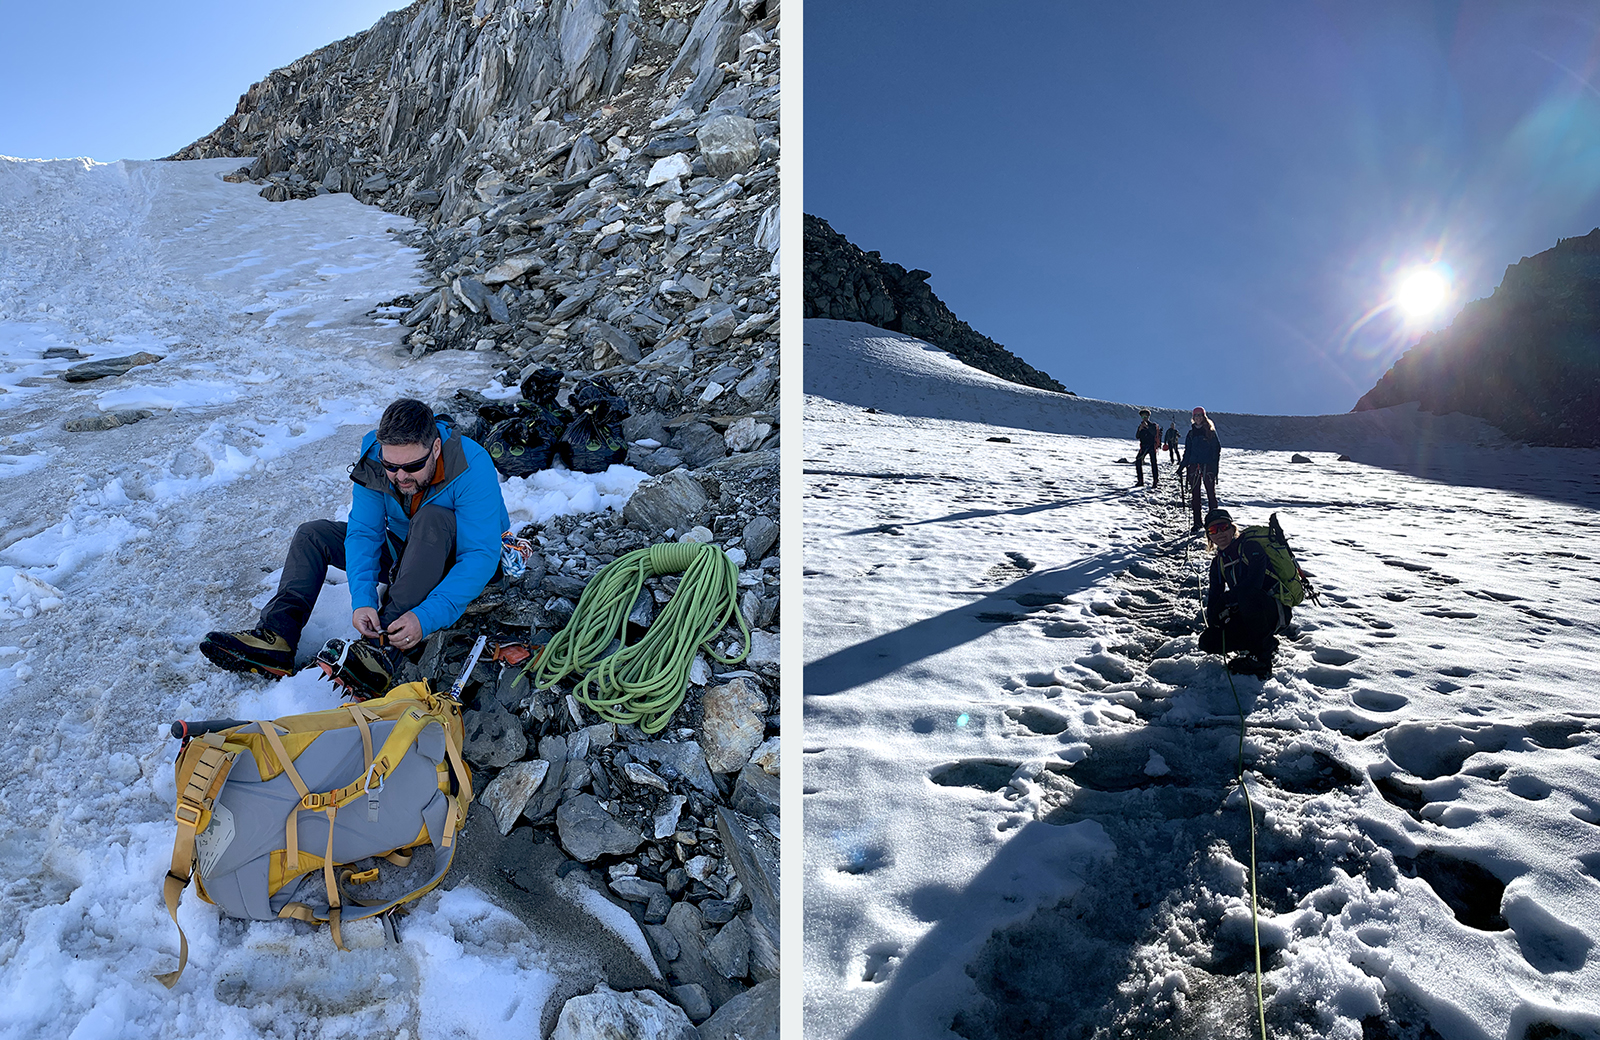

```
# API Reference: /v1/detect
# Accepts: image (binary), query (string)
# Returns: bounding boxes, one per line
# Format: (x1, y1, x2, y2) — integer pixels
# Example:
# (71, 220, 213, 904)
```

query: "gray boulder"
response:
(623, 470, 710, 536)
(697, 114, 760, 178)
(556, 793, 644, 861)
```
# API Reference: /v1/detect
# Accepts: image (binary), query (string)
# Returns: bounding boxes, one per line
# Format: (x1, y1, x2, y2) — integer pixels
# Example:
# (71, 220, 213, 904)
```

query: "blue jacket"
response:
(345, 420, 510, 636)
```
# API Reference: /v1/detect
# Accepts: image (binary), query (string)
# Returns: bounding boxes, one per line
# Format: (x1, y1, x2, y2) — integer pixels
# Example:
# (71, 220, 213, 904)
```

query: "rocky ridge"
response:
(1355, 229, 1600, 448)
(171, 0, 781, 1029)
(803, 213, 1068, 393)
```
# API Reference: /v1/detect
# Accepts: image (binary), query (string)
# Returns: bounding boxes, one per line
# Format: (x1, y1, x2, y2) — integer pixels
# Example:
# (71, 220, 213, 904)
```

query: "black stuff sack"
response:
(485, 418, 555, 477)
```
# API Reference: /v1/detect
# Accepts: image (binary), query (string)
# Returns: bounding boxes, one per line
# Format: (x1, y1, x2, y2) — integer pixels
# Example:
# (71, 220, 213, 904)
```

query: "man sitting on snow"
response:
(1196, 508, 1290, 679)
(201, 397, 510, 693)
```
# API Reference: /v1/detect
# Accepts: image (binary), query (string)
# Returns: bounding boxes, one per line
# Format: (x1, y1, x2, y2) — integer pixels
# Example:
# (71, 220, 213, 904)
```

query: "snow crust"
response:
(804, 319, 1600, 1040)
(0, 157, 646, 1035)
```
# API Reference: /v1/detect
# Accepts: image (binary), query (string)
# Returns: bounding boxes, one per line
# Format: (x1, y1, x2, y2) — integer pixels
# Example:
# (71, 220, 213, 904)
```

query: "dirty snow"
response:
(803, 319, 1600, 1040)
(0, 157, 646, 1037)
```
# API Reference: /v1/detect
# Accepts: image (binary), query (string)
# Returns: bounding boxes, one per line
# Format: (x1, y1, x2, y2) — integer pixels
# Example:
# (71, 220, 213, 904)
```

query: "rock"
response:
(482, 254, 540, 285)
(662, 902, 744, 1009)
(704, 916, 749, 978)
(623, 470, 709, 536)
(697, 114, 760, 177)
(735, 364, 775, 403)
(671, 983, 713, 1024)
(750, 736, 779, 775)
(645, 890, 671, 925)
(60, 352, 163, 383)
(61, 409, 154, 433)
(1291, 453, 1312, 463)
(722, 417, 769, 453)
(701, 899, 737, 925)
(588, 320, 642, 364)
(556, 793, 644, 862)
(677, 525, 714, 544)
(697, 979, 779, 1040)
(623, 762, 669, 790)
(525, 735, 569, 821)
(647, 153, 692, 186)
(550, 987, 697, 1040)
(453, 275, 492, 314)
(717, 807, 778, 981)
(699, 678, 766, 774)
(635, 741, 719, 798)
(401, 291, 440, 326)
(745, 629, 779, 678)
(699, 307, 740, 345)
(730, 760, 778, 819)
(647, 923, 680, 962)
(462, 700, 527, 768)
(479, 760, 551, 835)
(610, 876, 668, 903)
(653, 794, 688, 839)
(673, 421, 729, 468)
(741, 516, 778, 561)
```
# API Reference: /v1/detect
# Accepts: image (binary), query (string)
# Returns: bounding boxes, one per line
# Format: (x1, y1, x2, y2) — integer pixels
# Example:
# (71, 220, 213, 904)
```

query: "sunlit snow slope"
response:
(0, 158, 648, 1038)
(804, 319, 1600, 1040)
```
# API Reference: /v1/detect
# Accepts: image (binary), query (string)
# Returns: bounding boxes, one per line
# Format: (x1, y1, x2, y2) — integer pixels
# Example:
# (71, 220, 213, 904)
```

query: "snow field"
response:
(803, 321, 1600, 1040)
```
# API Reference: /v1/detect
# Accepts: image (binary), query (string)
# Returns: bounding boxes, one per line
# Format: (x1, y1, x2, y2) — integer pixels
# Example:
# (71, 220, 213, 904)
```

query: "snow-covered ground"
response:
(0, 157, 651, 1037)
(803, 319, 1600, 1040)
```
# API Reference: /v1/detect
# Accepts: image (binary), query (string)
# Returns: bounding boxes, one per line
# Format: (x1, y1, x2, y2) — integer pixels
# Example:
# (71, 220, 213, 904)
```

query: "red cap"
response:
(1192, 406, 1206, 416)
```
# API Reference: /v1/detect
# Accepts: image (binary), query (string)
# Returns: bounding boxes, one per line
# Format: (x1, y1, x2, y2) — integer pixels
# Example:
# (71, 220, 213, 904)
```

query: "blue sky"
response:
(0, 1, 407, 163)
(804, 0, 1600, 416)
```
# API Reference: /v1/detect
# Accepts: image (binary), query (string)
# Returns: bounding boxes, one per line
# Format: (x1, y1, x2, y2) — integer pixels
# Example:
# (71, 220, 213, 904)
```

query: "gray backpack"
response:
(157, 683, 473, 987)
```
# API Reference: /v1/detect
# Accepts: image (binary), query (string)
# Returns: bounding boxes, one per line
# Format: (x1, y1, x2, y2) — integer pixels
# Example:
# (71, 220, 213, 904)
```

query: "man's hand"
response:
(353, 607, 383, 638)
(386, 611, 424, 650)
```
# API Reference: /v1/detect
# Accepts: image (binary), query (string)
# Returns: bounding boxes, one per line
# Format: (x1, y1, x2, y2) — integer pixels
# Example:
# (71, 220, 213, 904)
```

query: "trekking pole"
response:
(447, 635, 490, 701)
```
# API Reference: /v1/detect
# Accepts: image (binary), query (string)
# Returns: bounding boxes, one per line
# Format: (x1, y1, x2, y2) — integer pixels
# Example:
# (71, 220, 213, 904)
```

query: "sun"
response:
(1396, 267, 1450, 319)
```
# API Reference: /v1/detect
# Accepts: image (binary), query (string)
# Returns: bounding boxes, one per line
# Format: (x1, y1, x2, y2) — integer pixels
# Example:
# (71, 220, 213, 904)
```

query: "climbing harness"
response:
(1186, 536, 1269, 1040)
(526, 542, 750, 733)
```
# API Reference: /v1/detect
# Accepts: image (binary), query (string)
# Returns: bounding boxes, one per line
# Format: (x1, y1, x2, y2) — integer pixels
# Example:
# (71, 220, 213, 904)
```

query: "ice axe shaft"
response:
(170, 718, 247, 740)
(449, 635, 490, 700)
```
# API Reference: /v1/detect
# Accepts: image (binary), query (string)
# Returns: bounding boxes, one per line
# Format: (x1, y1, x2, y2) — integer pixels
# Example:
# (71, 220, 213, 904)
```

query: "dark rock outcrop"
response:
(1354, 229, 1600, 447)
(803, 213, 1069, 394)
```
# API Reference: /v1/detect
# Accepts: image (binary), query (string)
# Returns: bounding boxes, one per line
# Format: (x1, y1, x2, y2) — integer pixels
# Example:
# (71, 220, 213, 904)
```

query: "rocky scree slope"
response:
(1356, 228, 1600, 448)
(803, 213, 1068, 394)
(172, 0, 781, 1028)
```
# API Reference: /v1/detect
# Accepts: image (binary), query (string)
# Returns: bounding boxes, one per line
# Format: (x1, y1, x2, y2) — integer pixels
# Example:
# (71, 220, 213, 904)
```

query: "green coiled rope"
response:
(527, 541, 751, 733)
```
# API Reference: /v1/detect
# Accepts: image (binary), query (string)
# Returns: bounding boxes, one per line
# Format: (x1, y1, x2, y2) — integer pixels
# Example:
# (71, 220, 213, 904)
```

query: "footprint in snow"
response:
(1005, 706, 1073, 736)
(1351, 688, 1408, 712)
(1393, 849, 1508, 932)
(1304, 665, 1355, 689)
(1311, 647, 1359, 666)
(1319, 709, 1393, 740)
(1383, 558, 1434, 572)
(929, 759, 1018, 792)
(1503, 895, 1593, 973)
(858, 941, 902, 983)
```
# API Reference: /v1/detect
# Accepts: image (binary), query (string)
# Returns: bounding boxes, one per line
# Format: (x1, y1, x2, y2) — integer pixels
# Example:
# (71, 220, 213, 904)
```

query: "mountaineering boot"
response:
(201, 627, 295, 676)
(316, 638, 405, 699)
(1228, 654, 1272, 680)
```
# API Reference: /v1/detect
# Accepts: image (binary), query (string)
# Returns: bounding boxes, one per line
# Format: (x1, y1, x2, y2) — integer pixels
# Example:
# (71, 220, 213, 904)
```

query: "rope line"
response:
(527, 542, 750, 734)
(1186, 533, 1268, 1040)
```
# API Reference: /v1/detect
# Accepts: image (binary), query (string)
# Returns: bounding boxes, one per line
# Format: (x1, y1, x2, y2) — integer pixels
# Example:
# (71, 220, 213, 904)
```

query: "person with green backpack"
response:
(1197, 507, 1307, 679)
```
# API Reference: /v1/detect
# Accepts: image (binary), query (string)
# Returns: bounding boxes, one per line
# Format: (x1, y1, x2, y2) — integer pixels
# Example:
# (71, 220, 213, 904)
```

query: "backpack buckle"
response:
(300, 792, 326, 810)
(174, 801, 203, 827)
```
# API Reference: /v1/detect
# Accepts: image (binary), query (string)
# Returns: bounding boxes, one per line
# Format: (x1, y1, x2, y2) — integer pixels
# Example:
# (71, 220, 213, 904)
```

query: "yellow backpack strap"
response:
(257, 722, 311, 871)
(439, 723, 472, 848)
(156, 736, 232, 988)
(346, 704, 377, 772)
(321, 803, 347, 951)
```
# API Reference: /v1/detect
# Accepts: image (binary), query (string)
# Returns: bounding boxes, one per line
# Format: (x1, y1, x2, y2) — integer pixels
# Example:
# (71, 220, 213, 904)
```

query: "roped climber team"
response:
(1130, 405, 1296, 679)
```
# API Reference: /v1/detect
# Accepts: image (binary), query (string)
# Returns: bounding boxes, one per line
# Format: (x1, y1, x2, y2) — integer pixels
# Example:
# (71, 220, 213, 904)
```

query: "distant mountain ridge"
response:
(1355, 229, 1600, 447)
(803, 214, 1069, 394)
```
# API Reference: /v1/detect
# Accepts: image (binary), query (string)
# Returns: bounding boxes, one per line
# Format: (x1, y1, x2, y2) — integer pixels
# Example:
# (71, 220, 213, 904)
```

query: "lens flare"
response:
(1396, 267, 1450, 319)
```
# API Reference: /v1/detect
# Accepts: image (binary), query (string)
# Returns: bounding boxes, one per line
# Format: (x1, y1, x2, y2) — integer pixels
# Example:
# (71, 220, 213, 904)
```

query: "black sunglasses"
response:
(381, 449, 432, 474)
